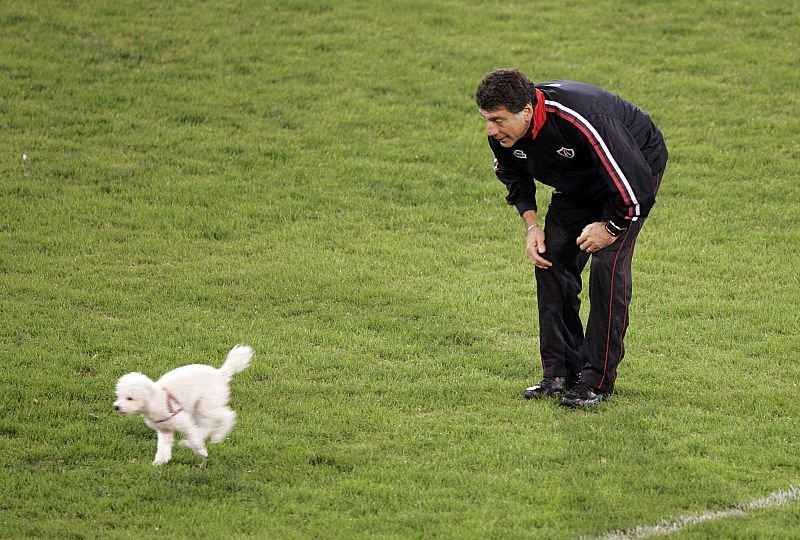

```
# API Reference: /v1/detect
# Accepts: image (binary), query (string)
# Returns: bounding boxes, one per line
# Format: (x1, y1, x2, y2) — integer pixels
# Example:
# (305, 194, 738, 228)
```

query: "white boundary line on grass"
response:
(594, 485, 800, 540)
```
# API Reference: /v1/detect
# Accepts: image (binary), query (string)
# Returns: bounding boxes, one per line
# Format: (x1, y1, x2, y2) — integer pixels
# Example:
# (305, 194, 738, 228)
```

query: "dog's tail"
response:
(219, 344, 254, 380)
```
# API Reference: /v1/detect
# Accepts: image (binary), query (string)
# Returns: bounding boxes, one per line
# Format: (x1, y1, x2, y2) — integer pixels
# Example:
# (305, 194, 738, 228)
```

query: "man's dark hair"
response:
(475, 68, 536, 113)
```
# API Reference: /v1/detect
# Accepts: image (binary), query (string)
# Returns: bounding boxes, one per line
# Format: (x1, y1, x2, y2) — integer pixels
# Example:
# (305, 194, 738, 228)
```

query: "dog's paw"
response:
(153, 456, 170, 466)
(179, 439, 208, 458)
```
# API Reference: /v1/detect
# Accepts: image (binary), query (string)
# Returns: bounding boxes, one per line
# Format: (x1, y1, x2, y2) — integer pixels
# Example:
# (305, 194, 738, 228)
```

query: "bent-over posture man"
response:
(476, 69, 668, 408)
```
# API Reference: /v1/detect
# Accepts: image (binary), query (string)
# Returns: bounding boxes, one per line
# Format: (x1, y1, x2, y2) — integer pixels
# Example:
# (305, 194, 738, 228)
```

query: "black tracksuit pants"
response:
(534, 171, 664, 393)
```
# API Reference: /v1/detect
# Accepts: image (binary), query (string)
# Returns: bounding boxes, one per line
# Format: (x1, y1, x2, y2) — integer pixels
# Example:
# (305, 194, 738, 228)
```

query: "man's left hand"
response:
(576, 222, 618, 253)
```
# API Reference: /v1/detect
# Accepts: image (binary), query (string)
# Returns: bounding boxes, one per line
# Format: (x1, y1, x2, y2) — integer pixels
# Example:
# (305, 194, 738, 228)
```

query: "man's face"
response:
(479, 104, 533, 148)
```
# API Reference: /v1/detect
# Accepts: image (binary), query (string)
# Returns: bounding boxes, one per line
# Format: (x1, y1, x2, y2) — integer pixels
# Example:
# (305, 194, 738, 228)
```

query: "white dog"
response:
(114, 344, 254, 465)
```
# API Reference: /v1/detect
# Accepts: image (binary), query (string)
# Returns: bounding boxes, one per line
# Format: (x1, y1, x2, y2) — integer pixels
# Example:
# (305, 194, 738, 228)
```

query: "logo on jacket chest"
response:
(513, 149, 527, 159)
(556, 147, 575, 158)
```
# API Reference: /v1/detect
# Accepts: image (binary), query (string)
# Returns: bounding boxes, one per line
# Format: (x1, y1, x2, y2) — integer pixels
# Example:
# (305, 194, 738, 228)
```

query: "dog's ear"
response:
(143, 380, 157, 398)
(132, 373, 157, 397)
(117, 372, 156, 402)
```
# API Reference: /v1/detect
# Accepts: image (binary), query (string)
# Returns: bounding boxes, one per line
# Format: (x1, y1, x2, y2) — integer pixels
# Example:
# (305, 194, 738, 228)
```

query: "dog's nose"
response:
(114, 404, 120, 411)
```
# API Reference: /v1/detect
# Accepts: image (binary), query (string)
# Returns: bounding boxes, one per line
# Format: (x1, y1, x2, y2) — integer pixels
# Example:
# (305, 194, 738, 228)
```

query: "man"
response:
(475, 69, 668, 408)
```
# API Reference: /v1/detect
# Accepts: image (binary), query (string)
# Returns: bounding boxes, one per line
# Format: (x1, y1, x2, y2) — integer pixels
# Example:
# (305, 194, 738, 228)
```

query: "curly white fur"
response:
(114, 344, 254, 465)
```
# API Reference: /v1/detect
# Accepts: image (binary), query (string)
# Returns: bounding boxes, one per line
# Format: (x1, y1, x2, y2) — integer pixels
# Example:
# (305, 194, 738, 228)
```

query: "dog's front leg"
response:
(153, 430, 174, 465)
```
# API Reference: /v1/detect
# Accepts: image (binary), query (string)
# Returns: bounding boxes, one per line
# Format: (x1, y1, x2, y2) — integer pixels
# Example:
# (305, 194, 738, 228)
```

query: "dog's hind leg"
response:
(153, 430, 174, 465)
(174, 416, 208, 458)
(210, 407, 237, 443)
(194, 417, 216, 442)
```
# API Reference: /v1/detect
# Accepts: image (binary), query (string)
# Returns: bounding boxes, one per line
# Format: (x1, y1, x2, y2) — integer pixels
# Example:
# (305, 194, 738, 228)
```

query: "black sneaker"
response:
(523, 377, 575, 399)
(558, 383, 610, 408)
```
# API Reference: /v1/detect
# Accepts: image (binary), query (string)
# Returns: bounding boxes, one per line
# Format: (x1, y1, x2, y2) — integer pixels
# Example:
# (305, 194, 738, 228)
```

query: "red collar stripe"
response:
(530, 89, 547, 139)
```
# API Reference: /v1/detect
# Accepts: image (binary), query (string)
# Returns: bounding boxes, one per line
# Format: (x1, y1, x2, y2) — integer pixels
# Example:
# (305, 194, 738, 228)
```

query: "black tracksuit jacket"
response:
(489, 80, 668, 231)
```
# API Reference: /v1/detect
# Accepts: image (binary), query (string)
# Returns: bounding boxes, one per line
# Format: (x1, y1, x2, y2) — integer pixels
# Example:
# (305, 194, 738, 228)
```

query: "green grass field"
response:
(2, 0, 799, 538)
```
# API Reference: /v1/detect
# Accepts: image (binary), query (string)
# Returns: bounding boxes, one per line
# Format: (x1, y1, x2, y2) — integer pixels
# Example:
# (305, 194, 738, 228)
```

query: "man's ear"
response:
(523, 102, 534, 122)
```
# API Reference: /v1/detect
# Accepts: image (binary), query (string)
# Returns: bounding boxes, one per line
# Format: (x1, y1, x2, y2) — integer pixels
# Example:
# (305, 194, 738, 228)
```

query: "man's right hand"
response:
(526, 225, 552, 269)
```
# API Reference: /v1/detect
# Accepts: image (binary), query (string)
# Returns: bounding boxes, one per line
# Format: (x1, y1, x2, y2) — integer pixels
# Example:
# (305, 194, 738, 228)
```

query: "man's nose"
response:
(486, 122, 498, 137)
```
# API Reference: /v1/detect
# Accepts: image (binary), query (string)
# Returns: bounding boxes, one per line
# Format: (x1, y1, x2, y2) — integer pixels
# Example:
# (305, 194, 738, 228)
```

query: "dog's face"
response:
(114, 372, 155, 415)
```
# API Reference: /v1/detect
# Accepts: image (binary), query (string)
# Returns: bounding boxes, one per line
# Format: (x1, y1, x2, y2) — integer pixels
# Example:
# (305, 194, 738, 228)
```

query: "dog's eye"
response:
(127, 397, 133, 401)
